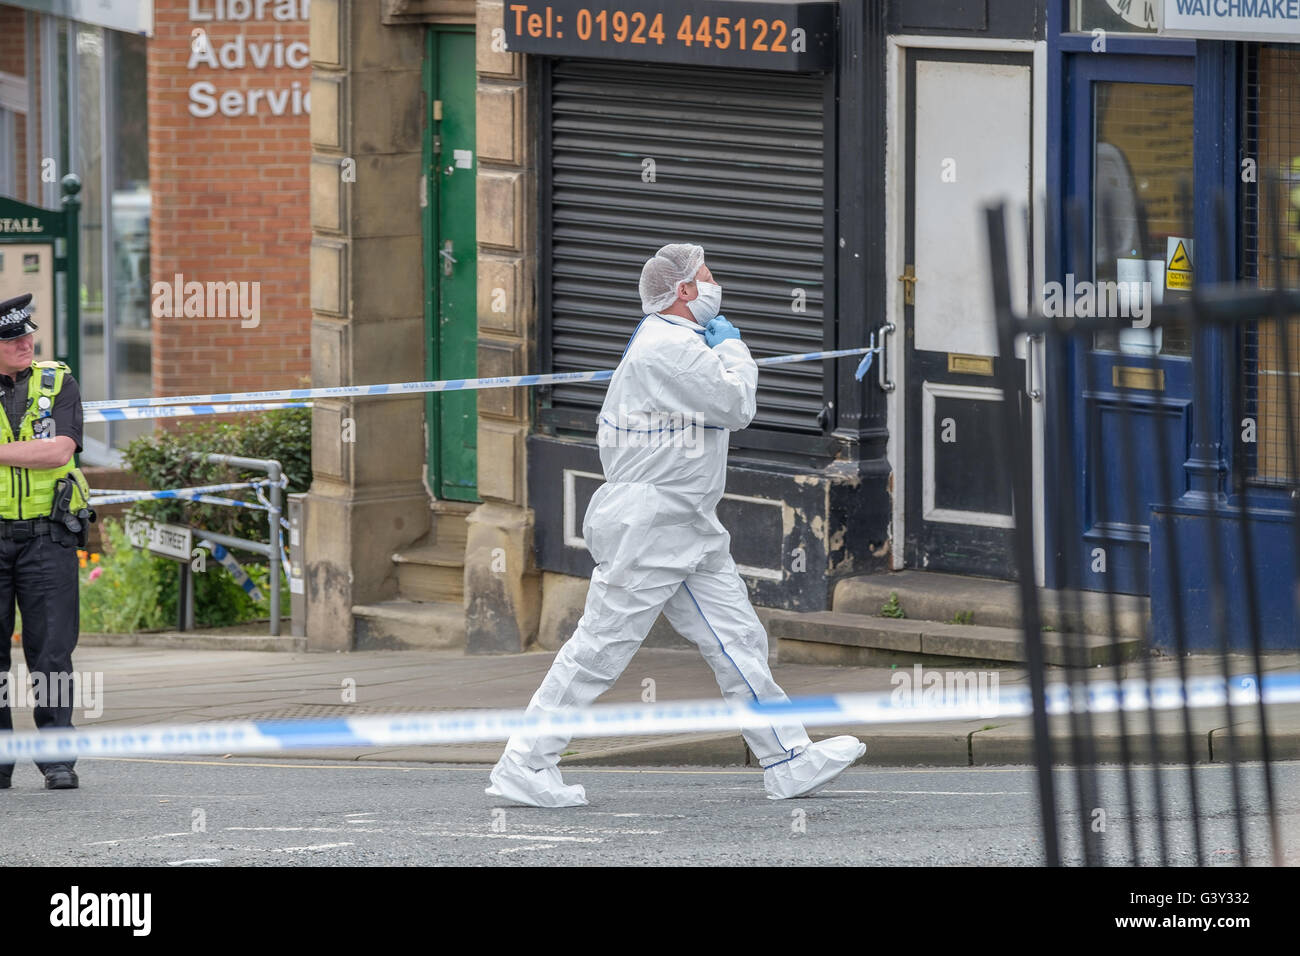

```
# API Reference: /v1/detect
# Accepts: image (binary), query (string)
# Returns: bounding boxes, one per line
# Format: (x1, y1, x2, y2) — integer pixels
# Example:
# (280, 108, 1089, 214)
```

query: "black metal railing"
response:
(984, 179, 1298, 867)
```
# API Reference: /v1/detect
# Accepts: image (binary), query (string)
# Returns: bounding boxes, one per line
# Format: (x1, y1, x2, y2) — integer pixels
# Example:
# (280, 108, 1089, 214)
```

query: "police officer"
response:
(0, 293, 90, 791)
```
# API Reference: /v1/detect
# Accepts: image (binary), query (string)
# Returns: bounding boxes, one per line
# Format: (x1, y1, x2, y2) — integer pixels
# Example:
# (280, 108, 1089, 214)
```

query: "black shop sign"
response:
(503, 0, 837, 72)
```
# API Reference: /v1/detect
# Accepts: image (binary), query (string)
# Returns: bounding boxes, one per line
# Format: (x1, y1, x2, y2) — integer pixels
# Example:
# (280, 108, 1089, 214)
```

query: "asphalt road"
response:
(1, 758, 1295, 866)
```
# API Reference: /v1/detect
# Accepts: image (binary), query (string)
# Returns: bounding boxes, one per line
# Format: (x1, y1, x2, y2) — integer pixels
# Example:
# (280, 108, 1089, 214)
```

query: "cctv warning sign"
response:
(1166, 238, 1193, 291)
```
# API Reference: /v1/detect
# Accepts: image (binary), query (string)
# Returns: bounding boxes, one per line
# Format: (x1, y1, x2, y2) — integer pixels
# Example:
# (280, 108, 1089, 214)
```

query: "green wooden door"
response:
(425, 28, 477, 501)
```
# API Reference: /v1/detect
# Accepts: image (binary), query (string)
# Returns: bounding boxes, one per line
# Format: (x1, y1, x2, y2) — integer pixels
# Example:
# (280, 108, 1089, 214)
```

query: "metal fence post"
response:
(189, 452, 286, 637)
(984, 181, 1299, 866)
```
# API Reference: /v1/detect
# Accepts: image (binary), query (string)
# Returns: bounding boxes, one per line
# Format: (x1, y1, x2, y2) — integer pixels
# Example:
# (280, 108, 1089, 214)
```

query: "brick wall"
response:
(0, 5, 28, 202)
(0, 6, 25, 80)
(148, 0, 311, 399)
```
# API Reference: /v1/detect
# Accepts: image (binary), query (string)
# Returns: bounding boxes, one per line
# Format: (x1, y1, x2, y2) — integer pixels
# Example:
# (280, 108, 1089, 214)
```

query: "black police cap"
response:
(0, 293, 39, 340)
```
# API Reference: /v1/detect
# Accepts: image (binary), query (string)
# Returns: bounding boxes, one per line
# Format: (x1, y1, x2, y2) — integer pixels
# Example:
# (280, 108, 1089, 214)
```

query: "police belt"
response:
(0, 517, 56, 541)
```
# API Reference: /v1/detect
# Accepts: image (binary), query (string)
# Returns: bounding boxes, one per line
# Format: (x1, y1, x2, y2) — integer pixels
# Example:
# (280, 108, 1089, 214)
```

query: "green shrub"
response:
(91, 409, 307, 630)
(80, 516, 293, 632)
(244, 561, 293, 622)
(120, 407, 310, 542)
(156, 547, 292, 628)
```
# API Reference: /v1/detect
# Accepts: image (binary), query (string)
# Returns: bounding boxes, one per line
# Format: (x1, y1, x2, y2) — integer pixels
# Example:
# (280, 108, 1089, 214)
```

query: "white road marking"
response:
(415, 830, 602, 843)
(224, 826, 381, 833)
(271, 843, 354, 853)
(86, 832, 193, 846)
(167, 858, 221, 866)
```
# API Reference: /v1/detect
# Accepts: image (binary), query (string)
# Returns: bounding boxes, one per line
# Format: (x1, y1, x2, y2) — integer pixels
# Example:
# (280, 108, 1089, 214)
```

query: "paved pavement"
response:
(5, 641, 1299, 767)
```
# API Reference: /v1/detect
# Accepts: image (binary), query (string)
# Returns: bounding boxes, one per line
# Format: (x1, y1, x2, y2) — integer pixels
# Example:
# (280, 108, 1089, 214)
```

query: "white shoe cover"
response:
(485, 756, 589, 808)
(763, 735, 866, 800)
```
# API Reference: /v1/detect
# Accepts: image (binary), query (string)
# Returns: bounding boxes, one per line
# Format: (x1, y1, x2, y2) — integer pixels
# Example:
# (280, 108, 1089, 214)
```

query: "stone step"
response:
(352, 600, 465, 650)
(431, 499, 475, 549)
(393, 542, 464, 603)
(768, 609, 1142, 667)
(834, 570, 1149, 640)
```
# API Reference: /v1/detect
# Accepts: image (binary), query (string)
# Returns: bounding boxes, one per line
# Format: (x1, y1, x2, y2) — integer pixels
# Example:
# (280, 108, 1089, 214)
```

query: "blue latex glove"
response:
(704, 315, 741, 348)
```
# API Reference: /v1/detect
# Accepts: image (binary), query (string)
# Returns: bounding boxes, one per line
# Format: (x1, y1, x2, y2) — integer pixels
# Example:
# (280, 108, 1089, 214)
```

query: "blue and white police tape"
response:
(170, 494, 293, 537)
(89, 480, 294, 548)
(81, 347, 875, 412)
(84, 401, 311, 423)
(87, 480, 268, 507)
(155, 493, 267, 511)
(89, 491, 286, 521)
(197, 539, 264, 603)
(250, 481, 287, 523)
(2, 670, 1297, 761)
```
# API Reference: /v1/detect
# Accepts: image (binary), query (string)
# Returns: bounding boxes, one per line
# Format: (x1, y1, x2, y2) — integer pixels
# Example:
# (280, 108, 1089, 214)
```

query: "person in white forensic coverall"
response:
(486, 243, 866, 807)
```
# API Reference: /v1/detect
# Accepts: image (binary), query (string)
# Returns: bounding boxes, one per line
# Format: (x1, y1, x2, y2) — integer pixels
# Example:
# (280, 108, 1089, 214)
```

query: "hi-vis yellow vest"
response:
(0, 360, 81, 520)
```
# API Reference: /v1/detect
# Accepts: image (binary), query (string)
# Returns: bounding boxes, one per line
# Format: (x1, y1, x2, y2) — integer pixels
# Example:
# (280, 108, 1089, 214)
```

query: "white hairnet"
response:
(639, 243, 706, 313)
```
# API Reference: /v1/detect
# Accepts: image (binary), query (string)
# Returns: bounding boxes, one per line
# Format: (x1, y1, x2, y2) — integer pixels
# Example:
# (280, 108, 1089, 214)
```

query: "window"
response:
(28, 15, 151, 462)
(1240, 45, 1300, 488)
(1091, 81, 1193, 356)
(0, 6, 28, 200)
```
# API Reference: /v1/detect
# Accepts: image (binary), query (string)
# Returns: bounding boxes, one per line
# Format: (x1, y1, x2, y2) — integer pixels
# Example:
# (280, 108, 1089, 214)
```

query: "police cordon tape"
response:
(198, 539, 264, 603)
(87, 480, 271, 507)
(88, 481, 293, 534)
(89, 479, 295, 574)
(83, 401, 311, 424)
(127, 493, 266, 511)
(2, 671, 1296, 761)
(80, 346, 876, 413)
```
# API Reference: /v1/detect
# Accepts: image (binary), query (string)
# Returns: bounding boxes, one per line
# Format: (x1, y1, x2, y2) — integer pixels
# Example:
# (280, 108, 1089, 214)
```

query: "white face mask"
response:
(685, 280, 722, 323)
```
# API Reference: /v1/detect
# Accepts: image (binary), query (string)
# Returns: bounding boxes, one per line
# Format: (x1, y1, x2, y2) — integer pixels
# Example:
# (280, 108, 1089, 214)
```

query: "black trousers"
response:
(0, 528, 80, 776)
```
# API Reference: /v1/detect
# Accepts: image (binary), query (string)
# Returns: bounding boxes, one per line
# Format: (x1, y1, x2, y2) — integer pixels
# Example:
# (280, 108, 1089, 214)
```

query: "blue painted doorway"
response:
(1061, 53, 1197, 596)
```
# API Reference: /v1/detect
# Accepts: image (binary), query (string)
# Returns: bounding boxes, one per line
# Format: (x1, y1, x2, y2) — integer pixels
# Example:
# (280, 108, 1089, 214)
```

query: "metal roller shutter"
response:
(543, 59, 829, 439)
